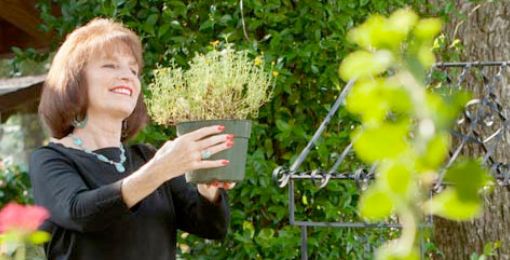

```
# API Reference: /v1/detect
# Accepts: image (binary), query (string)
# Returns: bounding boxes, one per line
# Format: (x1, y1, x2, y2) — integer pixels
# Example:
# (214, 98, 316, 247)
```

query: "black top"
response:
(29, 142, 229, 260)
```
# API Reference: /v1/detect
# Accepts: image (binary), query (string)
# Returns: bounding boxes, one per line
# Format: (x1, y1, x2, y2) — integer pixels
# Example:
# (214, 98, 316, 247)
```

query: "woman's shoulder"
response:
(30, 143, 76, 164)
(33, 142, 71, 156)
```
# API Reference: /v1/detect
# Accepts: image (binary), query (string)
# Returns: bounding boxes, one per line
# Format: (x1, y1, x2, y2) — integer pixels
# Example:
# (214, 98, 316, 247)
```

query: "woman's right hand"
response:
(150, 125, 234, 182)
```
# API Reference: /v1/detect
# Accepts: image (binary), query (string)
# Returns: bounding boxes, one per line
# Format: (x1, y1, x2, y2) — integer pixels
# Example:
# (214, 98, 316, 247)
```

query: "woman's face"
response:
(83, 43, 141, 120)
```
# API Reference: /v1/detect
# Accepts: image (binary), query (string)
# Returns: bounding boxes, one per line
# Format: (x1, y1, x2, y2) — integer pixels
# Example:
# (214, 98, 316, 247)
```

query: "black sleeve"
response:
(134, 144, 230, 239)
(166, 176, 230, 240)
(29, 148, 130, 233)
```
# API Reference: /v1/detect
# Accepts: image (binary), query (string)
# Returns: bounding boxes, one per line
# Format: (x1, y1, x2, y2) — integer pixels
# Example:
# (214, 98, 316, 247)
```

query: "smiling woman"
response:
(29, 18, 236, 260)
(38, 19, 145, 141)
(84, 44, 141, 122)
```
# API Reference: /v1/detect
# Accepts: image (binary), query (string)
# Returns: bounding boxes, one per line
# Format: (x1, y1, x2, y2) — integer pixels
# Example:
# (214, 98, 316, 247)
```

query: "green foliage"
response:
(469, 241, 501, 260)
(0, 48, 50, 77)
(0, 164, 32, 208)
(340, 8, 492, 259)
(27, 0, 463, 258)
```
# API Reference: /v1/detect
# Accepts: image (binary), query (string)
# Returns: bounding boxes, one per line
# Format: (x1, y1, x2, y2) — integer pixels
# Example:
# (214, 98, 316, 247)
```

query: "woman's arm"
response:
(30, 125, 231, 233)
(121, 125, 232, 208)
(30, 149, 131, 233)
(167, 176, 230, 240)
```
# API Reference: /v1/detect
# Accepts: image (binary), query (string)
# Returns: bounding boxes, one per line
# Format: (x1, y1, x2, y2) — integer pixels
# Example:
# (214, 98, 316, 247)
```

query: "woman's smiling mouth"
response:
(110, 86, 133, 96)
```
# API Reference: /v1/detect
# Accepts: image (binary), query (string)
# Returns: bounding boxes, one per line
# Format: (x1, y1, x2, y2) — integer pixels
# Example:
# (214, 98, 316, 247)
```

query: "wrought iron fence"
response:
(273, 61, 510, 259)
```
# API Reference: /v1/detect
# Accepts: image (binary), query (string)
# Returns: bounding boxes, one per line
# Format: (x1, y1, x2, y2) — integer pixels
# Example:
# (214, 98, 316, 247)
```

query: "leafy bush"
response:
(0, 164, 32, 208)
(26, 0, 460, 258)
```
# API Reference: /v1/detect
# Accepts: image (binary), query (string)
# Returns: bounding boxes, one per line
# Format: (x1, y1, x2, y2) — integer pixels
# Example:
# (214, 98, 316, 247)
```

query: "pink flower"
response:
(0, 203, 49, 233)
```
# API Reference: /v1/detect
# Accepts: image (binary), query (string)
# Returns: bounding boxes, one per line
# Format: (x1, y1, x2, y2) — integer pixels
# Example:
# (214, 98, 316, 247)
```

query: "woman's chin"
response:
(104, 106, 136, 119)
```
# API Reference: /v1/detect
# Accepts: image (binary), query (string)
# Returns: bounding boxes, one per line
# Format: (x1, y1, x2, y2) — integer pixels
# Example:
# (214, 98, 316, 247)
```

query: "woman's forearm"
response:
(121, 161, 169, 208)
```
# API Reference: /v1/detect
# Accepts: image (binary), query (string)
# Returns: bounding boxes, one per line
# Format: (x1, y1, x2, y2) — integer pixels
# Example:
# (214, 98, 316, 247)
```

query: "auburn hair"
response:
(39, 18, 147, 141)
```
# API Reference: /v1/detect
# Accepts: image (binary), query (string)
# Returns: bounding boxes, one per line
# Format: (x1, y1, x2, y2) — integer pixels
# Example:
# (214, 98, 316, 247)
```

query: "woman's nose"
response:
(118, 66, 136, 80)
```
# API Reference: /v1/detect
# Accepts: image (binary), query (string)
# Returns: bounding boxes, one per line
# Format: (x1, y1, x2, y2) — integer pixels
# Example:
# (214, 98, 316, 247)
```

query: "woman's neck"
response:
(55, 114, 124, 151)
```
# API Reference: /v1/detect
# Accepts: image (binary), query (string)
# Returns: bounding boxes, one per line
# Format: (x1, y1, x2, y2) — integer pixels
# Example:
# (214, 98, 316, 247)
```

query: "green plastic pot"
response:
(176, 119, 252, 184)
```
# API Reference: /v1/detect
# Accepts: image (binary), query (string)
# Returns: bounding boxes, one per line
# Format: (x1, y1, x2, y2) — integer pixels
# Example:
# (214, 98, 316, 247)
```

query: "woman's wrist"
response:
(144, 159, 177, 184)
(120, 160, 169, 208)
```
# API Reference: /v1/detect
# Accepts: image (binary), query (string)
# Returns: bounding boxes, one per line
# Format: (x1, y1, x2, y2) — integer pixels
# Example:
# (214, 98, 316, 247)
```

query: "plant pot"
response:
(176, 119, 252, 184)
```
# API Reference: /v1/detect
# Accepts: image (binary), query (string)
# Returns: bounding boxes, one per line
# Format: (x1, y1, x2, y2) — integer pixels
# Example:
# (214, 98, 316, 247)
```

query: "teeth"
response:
(111, 88, 131, 96)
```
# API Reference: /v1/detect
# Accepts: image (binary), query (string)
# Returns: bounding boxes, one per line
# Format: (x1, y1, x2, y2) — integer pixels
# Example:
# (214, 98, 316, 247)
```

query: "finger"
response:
(202, 139, 234, 156)
(185, 125, 225, 141)
(219, 182, 236, 189)
(210, 181, 221, 188)
(196, 159, 230, 170)
(196, 134, 234, 150)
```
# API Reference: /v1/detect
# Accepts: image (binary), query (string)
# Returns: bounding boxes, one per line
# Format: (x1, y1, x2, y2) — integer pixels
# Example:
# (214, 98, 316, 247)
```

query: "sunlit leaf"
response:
(302, 195, 309, 205)
(378, 161, 413, 196)
(417, 132, 450, 170)
(444, 159, 492, 201)
(352, 122, 410, 164)
(424, 189, 481, 220)
(346, 78, 388, 123)
(346, 78, 412, 124)
(348, 10, 418, 51)
(359, 185, 395, 221)
(425, 92, 461, 129)
(413, 18, 442, 41)
(338, 50, 393, 81)
(417, 44, 435, 68)
(347, 15, 386, 50)
(388, 9, 418, 35)
(375, 241, 420, 260)
(386, 8, 419, 46)
(242, 221, 255, 239)
(28, 230, 51, 244)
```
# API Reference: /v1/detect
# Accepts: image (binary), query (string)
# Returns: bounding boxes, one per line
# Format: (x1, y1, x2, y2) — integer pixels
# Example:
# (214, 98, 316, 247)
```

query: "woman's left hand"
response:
(197, 181, 236, 203)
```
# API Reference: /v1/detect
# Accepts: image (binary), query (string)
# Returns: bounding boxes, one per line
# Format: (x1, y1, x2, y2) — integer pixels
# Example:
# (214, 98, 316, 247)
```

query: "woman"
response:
(29, 18, 235, 260)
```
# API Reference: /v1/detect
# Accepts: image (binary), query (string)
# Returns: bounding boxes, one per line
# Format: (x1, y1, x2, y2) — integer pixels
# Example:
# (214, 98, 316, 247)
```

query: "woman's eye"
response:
(102, 64, 115, 68)
(131, 69, 138, 75)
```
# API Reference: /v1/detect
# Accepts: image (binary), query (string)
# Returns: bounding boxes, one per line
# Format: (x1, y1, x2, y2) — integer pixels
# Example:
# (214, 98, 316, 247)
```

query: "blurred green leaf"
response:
(417, 132, 450, 170)
(338, 50, 393, 81)
(375, 243, 420, 260)
(444, 159, 492, 201)
(424, 189, 481, 220)
(28, 231, 51, 245)
(413, 18, 442, 41)
(378, 161, 413, 196)
(359, 185, 395, 221)
(346, 78, 412, 124)
(417, 43, 435, 67)
(352, 122, 410, 164)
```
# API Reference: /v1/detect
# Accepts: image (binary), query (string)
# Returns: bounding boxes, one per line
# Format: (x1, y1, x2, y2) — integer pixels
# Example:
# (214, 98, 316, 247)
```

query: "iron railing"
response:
(273, 61, 510, 259)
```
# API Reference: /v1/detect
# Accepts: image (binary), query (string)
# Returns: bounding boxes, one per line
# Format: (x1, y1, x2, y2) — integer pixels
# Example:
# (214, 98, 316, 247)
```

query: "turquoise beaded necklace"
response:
(69, 134, 126, 173)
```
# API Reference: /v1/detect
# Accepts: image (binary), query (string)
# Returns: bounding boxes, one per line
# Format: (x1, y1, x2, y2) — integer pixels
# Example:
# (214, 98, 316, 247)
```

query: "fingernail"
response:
(227, 134, 235, 141)
(226, 141, 234, 147)
(222, 160, 230, 165)
(218, 125, 225, 131)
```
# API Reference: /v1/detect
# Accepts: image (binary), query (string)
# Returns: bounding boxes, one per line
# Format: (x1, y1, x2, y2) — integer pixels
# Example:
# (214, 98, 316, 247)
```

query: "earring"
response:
(72, 115, 88, 129)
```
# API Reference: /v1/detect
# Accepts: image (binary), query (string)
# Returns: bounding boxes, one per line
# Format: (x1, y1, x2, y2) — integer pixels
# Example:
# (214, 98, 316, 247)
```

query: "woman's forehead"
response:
(91, 41, 138, 64)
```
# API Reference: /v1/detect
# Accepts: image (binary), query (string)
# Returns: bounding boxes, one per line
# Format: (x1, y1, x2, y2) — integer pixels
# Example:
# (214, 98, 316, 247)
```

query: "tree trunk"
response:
(433, 1, 510, 259)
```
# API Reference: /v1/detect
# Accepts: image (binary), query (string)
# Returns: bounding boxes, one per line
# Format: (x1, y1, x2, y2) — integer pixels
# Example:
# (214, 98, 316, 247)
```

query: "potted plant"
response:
(147, 44, 273, 183)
